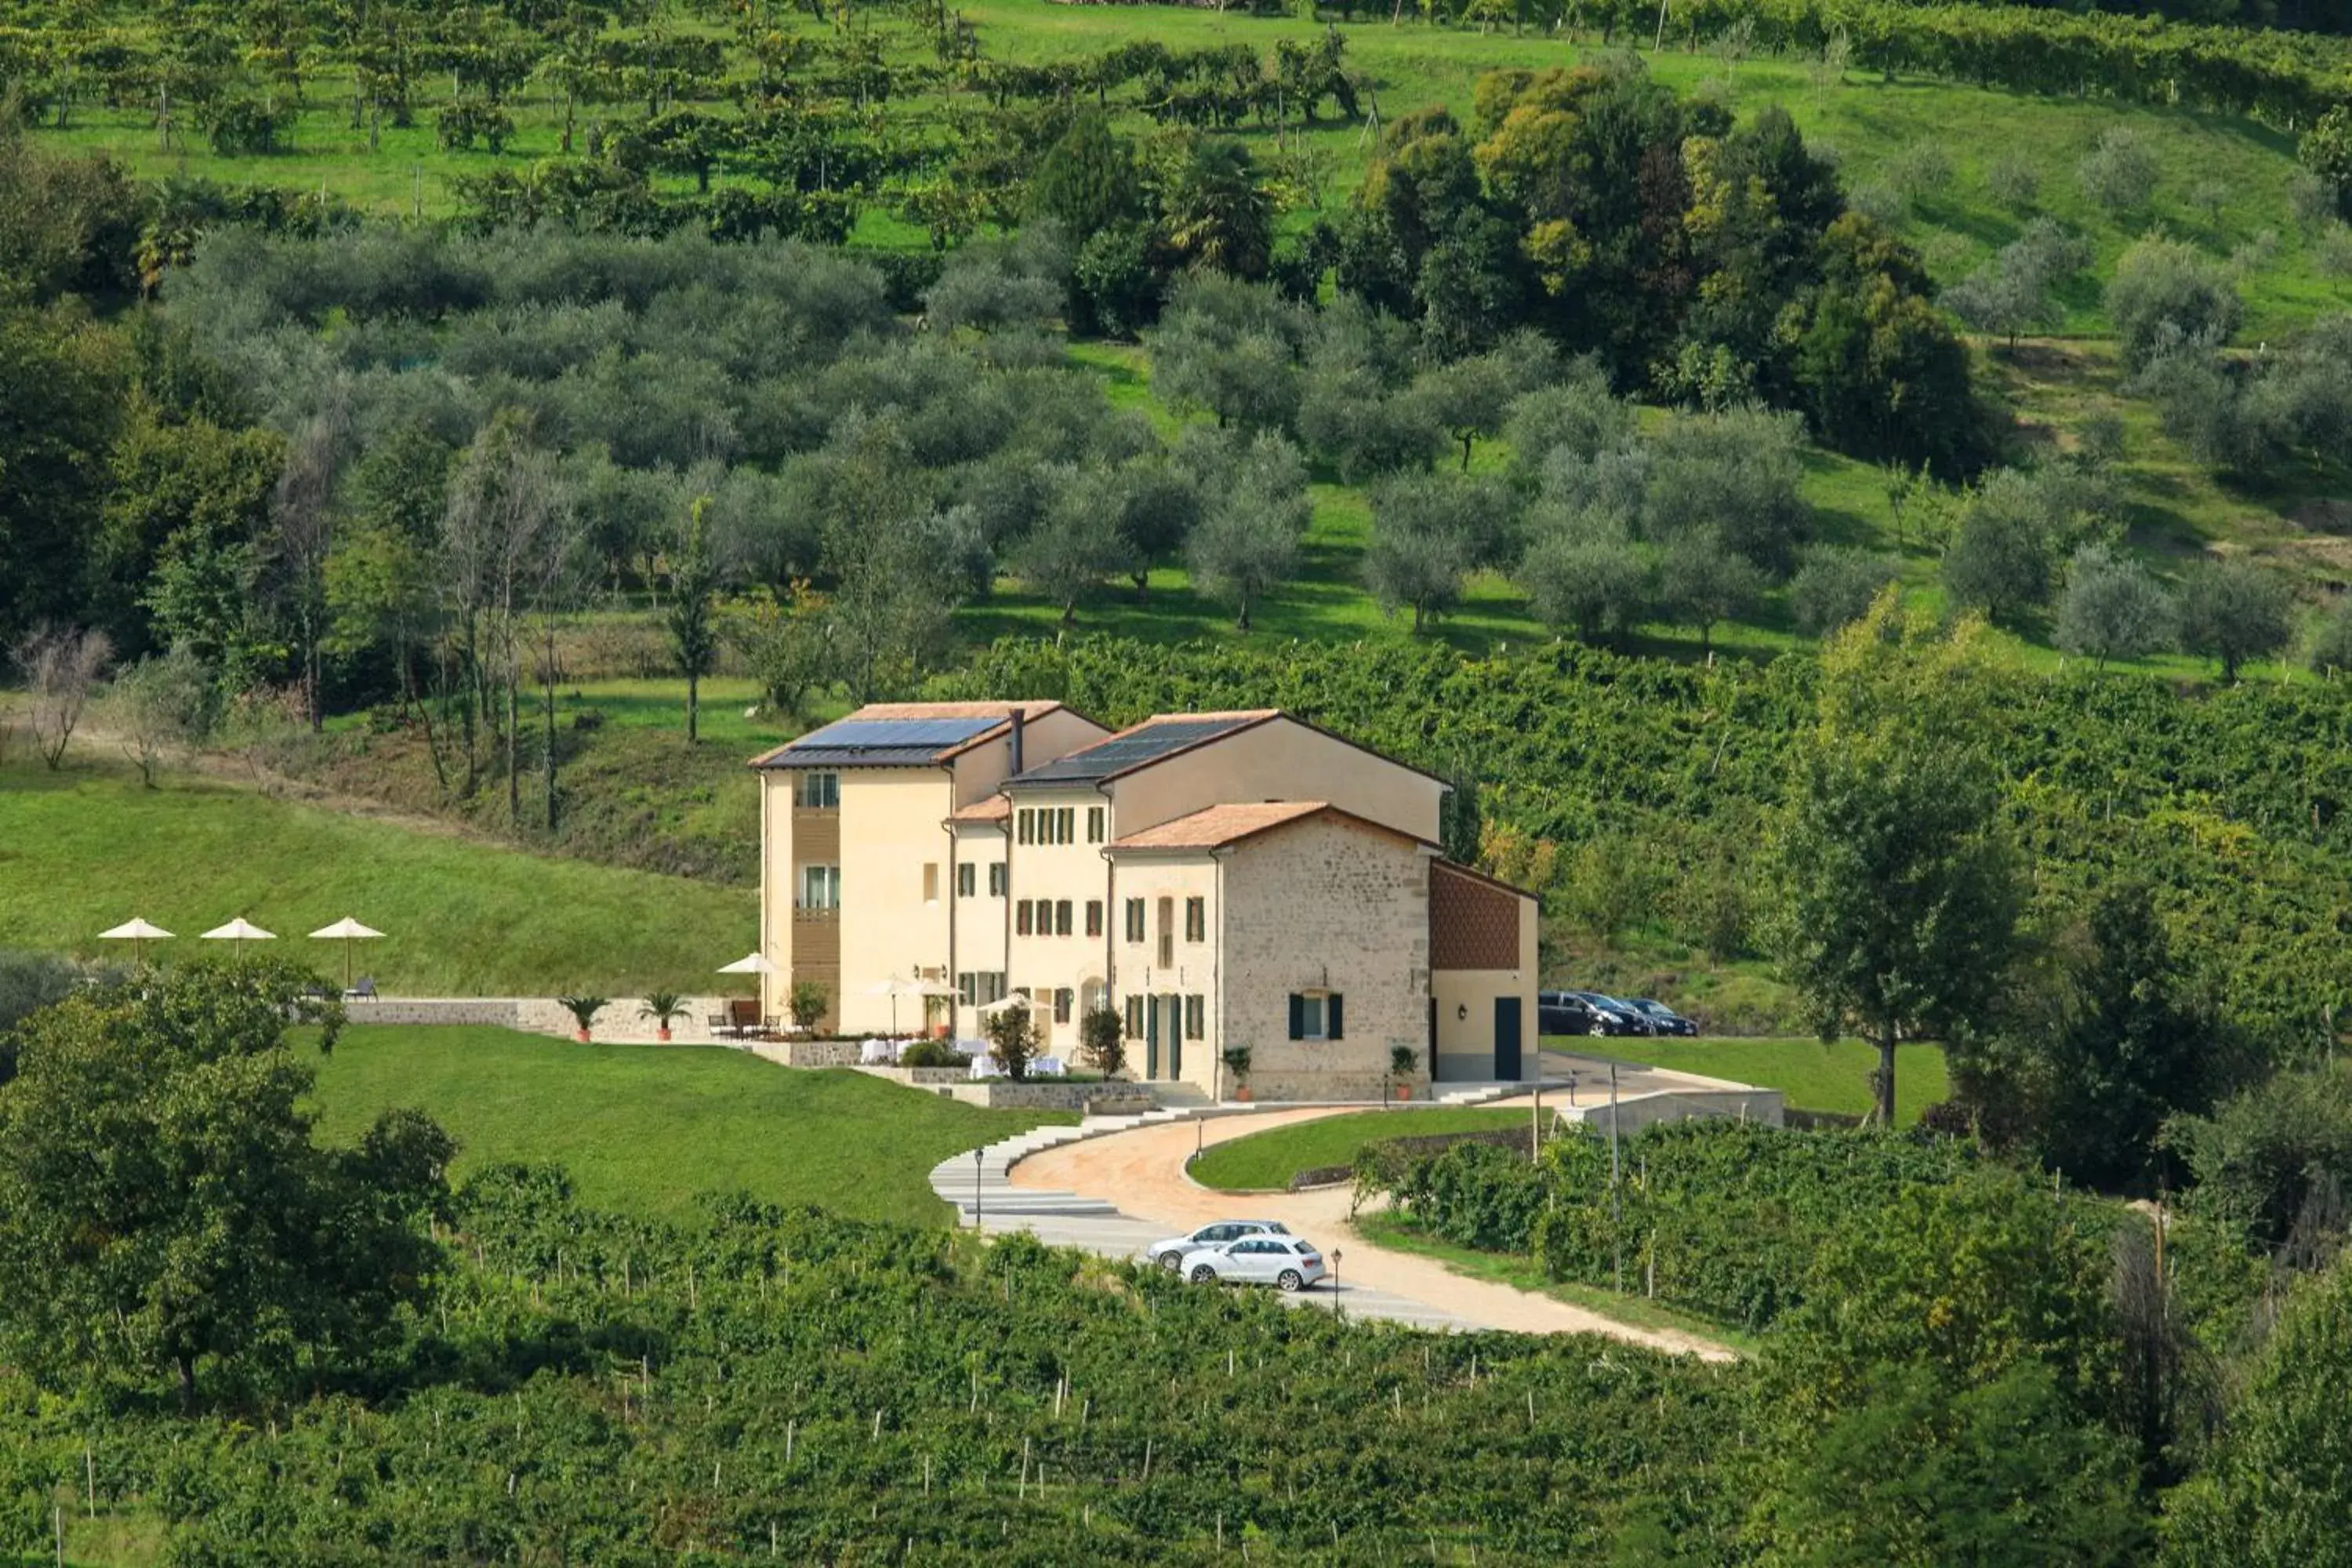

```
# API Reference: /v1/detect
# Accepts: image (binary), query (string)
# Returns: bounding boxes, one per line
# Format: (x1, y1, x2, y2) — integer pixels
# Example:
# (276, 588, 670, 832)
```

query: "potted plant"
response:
(982, 1005, 1040, 1083)
(788, 979, 828, 1033)
(640, 990, 688, 1042)
(1221, 1044, 1254, 1102)
(1389, 1044, 1418, 1102)
(559, 995, 608, 1043)
(1079, 1006, 1126, 1079)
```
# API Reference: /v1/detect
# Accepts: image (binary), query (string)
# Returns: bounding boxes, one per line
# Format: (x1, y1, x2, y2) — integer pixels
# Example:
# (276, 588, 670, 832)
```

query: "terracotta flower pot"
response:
(575, 1029, 591, 1043)
(1234, 1087, 1253, 1103)
(656, 1027, 673, 1043)
(1394, 1083, 1412, 1102)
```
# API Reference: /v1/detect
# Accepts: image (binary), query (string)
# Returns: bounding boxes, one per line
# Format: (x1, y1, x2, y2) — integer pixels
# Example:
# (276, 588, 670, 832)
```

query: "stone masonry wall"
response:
(1220, 817, 1431, 1097)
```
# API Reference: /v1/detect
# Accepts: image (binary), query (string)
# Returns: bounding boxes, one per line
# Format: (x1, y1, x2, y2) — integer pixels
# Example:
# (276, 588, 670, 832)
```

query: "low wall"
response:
(1563, 1089, 1784, 1132)
(1247, 1072, 1421, 1104)
(347, 996, 765, 1045)
(854, 1064, 972, 1087)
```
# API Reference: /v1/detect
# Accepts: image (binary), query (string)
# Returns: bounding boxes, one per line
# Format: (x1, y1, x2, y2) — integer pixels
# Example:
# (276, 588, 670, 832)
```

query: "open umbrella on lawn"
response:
(97, 917, 173, 966)
(308, 916, 385, 993)
(716, 952, 778, 981)
(200, 917, 276, 957)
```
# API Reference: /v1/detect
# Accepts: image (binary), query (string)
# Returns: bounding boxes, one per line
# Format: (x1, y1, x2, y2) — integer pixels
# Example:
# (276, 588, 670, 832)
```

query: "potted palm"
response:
(788, 979, 828, 1033)
(640, 991, 688, 1042)
(559, 995, 608, 1043)
(1222, 1045, 1254, 1103)
(1389, 1045, 1418, 1102)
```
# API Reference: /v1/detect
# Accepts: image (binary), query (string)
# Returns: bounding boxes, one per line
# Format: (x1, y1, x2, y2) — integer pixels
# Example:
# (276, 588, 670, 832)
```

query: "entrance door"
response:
(1163, 996, 1183, 1081)
(1494, 996, 1523, 1082)
(1145, 999, 1161, 1080)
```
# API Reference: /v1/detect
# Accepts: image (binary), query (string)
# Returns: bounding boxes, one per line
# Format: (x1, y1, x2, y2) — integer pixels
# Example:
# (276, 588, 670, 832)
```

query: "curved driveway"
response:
(1007, 1101, 1735, 1361)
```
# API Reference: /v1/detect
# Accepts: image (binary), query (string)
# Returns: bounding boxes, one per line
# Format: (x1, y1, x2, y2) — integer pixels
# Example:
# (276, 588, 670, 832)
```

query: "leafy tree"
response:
(2165, 1061, 2352, 1250)
(2178, 557, 2291, 683)
(0, 290, 126, 642)
(0, 951, 78, 1087)
(1944, 468, 2061, 623)
(1148, 271, 1305, 433)
(97, 407, 286, 668)
(1110, 457, 1200, 601)
(2309, 595, 2352, 676)
(2107, 237, 2243, 369)
(727, 581, 830, 723)
(1657, 531, 1764, 656)
(1501, 361, 1636, 488)
(1755, 1362, 2148, 1568)
(800, 415, 961, 703)
(1766, 594, 2024, 1127)
(102, 646, 214, 786)
(1519, 506, 1654, 647)
(1156, 137, 1274, 281)
(1414, 330, 1555, 469)
(1959, 881, 2223, 1191)
(1029, 113, 1139, 244)
(1016, 467, 1135, 623)
(1363, 471, 1507, 632)
(1944, 220, 2092, 347)
(2078, 128, 2159, 218)
(2161, 1257, 2352, 1568)
(666, 495, 721, 743)
(0, 959, 452, 1410)
(11, 623, 111, 771)
(1793, 215, 1983, 473)
(2301, 107, 2352, 221)
(1642, 406, 1810, 575)
(1788, 546, 1899, 637)
(2056, 544, 2173, 668)
(1181, 428, 1309, 632)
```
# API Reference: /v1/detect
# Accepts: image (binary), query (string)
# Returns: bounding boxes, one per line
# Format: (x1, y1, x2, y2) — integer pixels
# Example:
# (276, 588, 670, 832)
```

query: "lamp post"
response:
(973, 1146, 985, 1231)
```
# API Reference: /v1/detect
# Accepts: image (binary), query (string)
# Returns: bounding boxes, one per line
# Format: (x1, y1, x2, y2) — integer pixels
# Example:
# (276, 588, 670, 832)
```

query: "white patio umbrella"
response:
(97, 917, 173, 965)
(716, 952, 778, 977)
(307, 916, 385, 992)
(199, 917, 277, 957)
(975, 991, 1031, 1014)
(864, 973, 934, 1034)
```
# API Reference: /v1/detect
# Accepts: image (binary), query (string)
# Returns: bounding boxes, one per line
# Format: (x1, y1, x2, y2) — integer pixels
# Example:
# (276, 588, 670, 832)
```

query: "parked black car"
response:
(1537, 990, 1606, 1036)
(1628, 999, 1699, 1036)
(1573, 992, 1656, 1036)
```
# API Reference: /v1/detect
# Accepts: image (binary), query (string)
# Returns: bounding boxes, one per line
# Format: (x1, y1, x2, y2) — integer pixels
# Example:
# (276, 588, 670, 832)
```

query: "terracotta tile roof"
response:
(1109, 800, 1333, 851)
(950, 795, 1012, 823)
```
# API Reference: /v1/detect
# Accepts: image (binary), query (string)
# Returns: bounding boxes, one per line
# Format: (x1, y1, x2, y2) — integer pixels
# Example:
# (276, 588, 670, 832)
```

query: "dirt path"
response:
(1009, 1108, 1736, 1361)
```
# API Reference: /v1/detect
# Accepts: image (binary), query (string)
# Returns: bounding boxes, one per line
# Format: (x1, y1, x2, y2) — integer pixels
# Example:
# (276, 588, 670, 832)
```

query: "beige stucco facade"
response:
(753, 702, 1536, 1097)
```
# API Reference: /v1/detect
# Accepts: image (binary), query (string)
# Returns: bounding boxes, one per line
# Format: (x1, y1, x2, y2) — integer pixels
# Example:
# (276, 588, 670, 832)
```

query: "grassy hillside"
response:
(38, 5, 2343, 332)
(0, 754, 753, 993)
(308, 1025, 1073, 1223)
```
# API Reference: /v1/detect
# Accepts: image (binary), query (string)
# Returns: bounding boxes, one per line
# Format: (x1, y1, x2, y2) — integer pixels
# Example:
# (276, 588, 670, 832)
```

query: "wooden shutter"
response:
(1288, 994, 1304, 1040)
(1328, 994, 1345, 1040)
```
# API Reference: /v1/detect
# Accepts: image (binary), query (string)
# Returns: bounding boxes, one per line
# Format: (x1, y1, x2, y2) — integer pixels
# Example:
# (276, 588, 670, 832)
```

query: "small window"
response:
(1124, 898, 1145, 942)
(957, 972, 977, 1005)
(796, 772, 838, 808)
(1185, 897, 1206, 943)
(981, 972, 1007, 1004)
(987, 862, 1007, 897)
(1184, 993, 1203, 1040)
(1085, 900, 1103, 938)
(1086, 806, 1105, 844)
(1055, 807, 1075, 844)
(1156, 897, 1174, 969)
(1054, 987, 1073, 1025)
(1016, 809, 1033, 846)
(1015, 900, 1034, 937)
(1287, 992, 1344, 1041)
(799, 864, 840, 910)
(1054, 899, 1073, 937)
(923, 863, 939, 904)
(956, 862, 975, 898)
(1124, 995, 1144, 1037)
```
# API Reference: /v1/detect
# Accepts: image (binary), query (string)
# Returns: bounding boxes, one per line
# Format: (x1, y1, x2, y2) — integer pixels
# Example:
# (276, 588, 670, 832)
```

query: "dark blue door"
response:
(1494, 996, 1523, 1081)
(1166, 996, 1182, 1080)
(1145, 1000, 1160, 1079)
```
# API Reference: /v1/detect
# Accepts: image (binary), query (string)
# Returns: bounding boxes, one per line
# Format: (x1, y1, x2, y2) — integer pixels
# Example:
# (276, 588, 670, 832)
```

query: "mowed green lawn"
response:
(309, 1025, 1076, 1225)
(1560, 1037, 1951, 1126)
(0, 757, 752, 994)
(1190, 1108, 1533, 1192)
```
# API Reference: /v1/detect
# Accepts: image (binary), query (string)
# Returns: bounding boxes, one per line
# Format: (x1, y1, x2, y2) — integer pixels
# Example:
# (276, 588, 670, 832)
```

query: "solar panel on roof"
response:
(1013, 716, 1258, 782)
(785, 716, 1000, 753)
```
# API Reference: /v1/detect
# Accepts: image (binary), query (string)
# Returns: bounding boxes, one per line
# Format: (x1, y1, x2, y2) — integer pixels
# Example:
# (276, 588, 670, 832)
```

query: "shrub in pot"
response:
(1222, 1044, 1253, 1102)
(640, 990, 687, 1042)
(559, 995, 608, 1043)
(788, 979, 828, 1032)
(1080, 1006, 1126, 1078)
(1390, 1044, 1418, 1102)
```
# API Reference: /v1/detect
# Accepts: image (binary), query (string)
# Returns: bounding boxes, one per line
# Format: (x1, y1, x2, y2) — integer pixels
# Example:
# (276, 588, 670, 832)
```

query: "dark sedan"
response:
(1628, 999, 1699, 1036)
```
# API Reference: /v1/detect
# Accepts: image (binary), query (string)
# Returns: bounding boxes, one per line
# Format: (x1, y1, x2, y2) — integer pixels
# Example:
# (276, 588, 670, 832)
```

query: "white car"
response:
(1144, 1219, 1291, 1272)
(1181, 1235, 1327, 1292)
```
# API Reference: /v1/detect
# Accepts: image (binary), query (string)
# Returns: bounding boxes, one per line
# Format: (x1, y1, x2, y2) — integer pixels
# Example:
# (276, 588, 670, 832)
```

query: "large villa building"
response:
(750, 701, 1537, 1100)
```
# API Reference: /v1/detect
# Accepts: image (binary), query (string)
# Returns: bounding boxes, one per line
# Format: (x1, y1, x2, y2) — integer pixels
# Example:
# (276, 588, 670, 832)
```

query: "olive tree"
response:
(2177, 557, 2291, 683)
(2054, 544, 2173, 669)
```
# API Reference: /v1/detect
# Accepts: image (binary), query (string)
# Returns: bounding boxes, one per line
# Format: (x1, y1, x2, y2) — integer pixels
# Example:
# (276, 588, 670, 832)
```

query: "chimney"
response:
(1008, 707, 1025, 775)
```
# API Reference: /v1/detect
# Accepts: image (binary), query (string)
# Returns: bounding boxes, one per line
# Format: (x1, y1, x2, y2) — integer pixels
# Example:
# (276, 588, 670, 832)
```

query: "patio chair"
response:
(706, 1011, 738, 1040)
(344, 978, 377, 1001)
(727, 999, 761, 1041)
